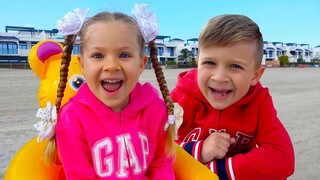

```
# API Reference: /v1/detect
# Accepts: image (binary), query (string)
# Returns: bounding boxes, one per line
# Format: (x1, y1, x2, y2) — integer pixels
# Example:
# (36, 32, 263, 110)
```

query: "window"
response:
(192, 48, 198, 56)
(73, 44, 80, 55)
(277, 51, 282, 57)
(167, 47, 174, 56)
(268, 51, 273, 58)
(0, 43, 7, 54)
(19, 42, 27, 49)
(158, 47, 164, 56)
(8, 43, 18, 54)
(144, 47, 149, 55)
(0, 42, 18, 54)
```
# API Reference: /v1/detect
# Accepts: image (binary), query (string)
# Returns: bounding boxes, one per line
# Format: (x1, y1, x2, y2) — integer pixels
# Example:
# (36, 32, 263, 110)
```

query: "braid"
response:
(148, 40, 176, 155)
(44, 35, 75, 164)
(56, 35, 75, 112)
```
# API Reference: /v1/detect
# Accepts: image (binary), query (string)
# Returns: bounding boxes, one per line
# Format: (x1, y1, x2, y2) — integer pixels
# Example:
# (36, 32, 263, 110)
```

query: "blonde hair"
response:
(44, 12, 176, 163)
(199, 14, 263, 68)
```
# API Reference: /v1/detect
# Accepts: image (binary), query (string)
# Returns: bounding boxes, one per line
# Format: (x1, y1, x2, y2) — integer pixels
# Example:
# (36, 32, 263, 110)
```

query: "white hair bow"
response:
(34, 102, 57, 142)
(132, 4, 159, 43)
(57, 8, 89, 35)
(164, 103, 184, 139)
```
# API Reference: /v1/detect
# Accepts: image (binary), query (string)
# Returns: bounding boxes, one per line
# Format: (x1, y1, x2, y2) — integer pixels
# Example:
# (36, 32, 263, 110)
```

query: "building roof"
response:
(187, 38, 198, 42)
(0, 35, 19, 40)
(272, 42, 283, 45)
(265, 47, 275, 50)
(156, 35, 171, 40)
(171, 38, 184, 41)
(286, 43, 297, 46)
(155, 43, 165, 46)
(5, 26, 58, 34)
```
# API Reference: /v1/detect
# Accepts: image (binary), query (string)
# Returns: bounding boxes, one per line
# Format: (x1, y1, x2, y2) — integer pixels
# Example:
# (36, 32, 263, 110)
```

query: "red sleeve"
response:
(56, 107, 98, 180)
(208, 93, 295, 180)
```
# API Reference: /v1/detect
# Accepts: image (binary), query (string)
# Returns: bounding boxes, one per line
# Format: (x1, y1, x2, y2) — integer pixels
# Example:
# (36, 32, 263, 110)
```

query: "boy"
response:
(171, 14, 294, 180)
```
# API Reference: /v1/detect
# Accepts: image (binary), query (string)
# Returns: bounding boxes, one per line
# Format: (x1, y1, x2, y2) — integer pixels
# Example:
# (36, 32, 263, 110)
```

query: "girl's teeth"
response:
(105, 80, 120, 83)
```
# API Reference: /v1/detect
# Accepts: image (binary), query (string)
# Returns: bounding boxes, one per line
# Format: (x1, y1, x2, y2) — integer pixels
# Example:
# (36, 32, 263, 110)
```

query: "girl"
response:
(40, 5, 178, 179)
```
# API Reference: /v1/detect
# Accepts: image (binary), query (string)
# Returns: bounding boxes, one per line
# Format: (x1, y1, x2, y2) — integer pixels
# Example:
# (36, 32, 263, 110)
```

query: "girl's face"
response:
(196, 40, 265, 110)
(79, 21, 147, 112)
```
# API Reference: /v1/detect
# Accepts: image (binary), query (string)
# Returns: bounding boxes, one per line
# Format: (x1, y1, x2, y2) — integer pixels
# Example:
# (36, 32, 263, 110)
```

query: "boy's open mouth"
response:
(101, 80, 123, 93)
(210, 88, 232, 97)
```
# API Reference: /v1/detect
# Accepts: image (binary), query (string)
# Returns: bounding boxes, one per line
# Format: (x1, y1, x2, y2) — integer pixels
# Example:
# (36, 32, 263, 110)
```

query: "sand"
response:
(0, 67, 319, 179)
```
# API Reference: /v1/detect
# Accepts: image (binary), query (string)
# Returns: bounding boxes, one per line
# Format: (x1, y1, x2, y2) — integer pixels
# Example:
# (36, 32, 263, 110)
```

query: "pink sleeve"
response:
(56, 107, 98, 180)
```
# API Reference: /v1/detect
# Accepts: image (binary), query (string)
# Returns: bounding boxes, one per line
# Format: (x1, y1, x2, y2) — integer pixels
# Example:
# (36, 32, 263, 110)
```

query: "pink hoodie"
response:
(56, 82, 174, 179)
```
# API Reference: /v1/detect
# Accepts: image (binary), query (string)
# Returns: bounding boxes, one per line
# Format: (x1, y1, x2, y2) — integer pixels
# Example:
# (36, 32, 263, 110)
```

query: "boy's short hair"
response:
(199, 14, 263, 67)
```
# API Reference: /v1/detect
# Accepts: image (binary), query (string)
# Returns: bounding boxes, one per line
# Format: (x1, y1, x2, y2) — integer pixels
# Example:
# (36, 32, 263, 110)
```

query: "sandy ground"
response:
(0, 67, 319, 179)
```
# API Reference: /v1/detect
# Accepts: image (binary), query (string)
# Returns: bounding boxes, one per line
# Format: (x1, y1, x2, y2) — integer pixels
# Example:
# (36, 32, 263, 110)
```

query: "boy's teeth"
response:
(213, 90, 230, 96)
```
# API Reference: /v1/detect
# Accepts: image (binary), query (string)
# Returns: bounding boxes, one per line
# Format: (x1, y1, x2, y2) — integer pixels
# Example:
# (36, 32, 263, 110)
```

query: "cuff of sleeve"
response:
(216, 157, 234, 180)
(183, 141, 203, 161)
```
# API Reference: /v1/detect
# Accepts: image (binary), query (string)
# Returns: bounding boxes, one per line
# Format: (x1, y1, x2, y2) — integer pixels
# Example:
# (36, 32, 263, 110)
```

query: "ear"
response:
(140, 56, 148, 70)
(78, 55, 84, 72)
(195, 56, 199, 65)
(251, 66, 265, 86)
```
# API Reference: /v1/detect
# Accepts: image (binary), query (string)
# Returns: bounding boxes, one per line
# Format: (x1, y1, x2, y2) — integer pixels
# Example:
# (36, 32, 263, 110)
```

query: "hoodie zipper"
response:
(217, 111, 222, 129)
(117, 112, 134, 180)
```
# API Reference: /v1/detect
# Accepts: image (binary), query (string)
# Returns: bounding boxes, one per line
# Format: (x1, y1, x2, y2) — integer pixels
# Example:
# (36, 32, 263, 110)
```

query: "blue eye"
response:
(119, 53, 130, 58)
(93, 53, 103, 59)
(69, 74, 85, 91)
(231, 64, 242, 69)
(204, 61, 215, 65)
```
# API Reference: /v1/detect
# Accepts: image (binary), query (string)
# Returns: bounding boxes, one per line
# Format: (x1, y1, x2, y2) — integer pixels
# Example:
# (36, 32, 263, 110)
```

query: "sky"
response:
(1, 0, 319, 48)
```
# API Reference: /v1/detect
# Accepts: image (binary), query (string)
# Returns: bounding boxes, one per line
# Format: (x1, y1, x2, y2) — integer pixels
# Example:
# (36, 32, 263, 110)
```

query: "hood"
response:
(176, 69, 208, 103)
(176, 69, 264, 108)
(72, 82, 160, 114)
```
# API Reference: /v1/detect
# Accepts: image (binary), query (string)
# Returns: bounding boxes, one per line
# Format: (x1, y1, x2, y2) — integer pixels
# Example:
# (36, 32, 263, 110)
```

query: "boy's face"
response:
(196, 40, 265, 110)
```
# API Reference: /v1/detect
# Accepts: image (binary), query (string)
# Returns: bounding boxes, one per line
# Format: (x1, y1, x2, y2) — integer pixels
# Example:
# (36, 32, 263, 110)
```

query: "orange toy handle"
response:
(173, 144, 219, 180)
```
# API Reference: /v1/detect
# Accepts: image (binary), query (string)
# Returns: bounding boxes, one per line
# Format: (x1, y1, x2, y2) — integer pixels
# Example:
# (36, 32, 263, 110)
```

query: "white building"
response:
(263, 41, 314, 64)
(1, 26, 319, 67)
(313, 45, 320, 59)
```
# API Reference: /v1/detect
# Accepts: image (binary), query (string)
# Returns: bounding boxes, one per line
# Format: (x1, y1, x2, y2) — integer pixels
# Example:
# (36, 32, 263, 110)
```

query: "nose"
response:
(210, 67, 228, 82)
(103, 55, 120, 71)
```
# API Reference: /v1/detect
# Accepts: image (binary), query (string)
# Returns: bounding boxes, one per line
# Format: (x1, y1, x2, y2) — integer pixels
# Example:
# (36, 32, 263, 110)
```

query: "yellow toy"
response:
(5, 40, 217, 180)
(5, 40, 83, 180)
(28, 40, 84, 108)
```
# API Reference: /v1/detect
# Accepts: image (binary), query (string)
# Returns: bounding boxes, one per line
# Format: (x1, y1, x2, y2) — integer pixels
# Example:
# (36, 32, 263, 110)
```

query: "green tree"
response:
(178, 48, 193, 63)
(279, 55, 289, 66)
(311, 53, 320, 64)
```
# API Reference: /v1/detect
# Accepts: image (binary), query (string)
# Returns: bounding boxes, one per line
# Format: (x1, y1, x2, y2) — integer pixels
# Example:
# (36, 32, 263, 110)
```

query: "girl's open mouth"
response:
(101, 79, 123, 93)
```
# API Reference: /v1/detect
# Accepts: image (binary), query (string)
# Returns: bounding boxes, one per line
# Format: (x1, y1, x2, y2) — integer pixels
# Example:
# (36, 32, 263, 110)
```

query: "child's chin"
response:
(209, 102, 228, 110)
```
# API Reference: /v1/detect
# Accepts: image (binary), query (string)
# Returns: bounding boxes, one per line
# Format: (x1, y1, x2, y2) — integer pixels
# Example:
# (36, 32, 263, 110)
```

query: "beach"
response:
(0, 67, 319, 179)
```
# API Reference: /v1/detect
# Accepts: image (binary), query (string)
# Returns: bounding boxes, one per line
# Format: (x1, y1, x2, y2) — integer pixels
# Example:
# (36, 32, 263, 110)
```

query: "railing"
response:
(0, 62, 30, 69)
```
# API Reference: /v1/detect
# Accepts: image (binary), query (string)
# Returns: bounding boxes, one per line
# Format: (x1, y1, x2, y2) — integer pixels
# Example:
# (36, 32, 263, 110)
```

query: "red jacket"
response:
(171, 69, 294, 180)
